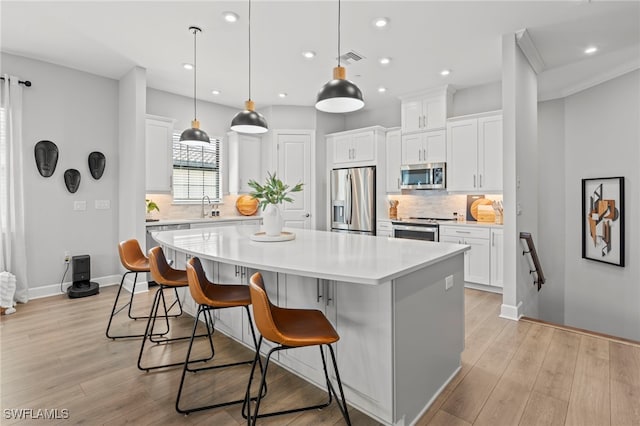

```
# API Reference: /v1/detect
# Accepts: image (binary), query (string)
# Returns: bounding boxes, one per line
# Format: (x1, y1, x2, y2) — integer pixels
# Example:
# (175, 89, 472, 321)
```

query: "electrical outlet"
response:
(64, 251, 71, 264)
(445, 275, 454, 291)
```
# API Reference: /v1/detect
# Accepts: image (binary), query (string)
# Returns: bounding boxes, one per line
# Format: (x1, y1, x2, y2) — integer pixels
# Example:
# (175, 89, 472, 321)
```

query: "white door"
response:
(276, 131, 313, 229)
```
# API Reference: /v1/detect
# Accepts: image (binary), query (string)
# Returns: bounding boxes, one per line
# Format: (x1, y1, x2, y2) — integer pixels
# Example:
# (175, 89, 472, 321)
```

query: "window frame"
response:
(171, 133, 222, 204)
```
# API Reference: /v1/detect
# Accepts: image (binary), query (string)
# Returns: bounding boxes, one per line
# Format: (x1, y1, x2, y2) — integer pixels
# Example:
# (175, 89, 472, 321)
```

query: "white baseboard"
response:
(500, 301, 523, 321)
(28, 274, 121, 300)
(123, 273, 149, 294)
(464, 282, 503, 294)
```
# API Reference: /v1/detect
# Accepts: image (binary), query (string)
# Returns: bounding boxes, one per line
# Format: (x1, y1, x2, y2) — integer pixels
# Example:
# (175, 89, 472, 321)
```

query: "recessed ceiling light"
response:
(211, 89, 221, 95)
(440, 69, 451, 76)
(584, 46, 598, 55)
(373, 17, 389, 28)
(278, 93, 287, 98)
(183, 63, 193, 70)
(379, 57, 391, 65)
(302, 51, 316, 59)
(223, 12, 239, 23)
(378, 87, 387, 93)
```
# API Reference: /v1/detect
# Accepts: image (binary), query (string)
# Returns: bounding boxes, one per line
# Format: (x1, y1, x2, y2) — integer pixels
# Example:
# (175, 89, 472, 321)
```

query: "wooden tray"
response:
(250, 231, 296, 242)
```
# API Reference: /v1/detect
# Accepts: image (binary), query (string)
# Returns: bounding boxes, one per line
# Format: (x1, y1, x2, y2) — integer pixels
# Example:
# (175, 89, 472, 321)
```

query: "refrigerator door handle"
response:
(345, 172, 352, 225)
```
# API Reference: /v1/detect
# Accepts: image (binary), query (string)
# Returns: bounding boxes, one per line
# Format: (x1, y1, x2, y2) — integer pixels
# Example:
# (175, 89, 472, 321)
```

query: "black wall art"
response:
(34, 140, 59, 177)
(582, 176, 625, 267)
(64, 169, 81, 193)
(88, 151, 106, 180)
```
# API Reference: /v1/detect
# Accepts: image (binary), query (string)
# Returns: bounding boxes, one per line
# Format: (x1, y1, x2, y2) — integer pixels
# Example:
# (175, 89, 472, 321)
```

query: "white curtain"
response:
(1, 75, 29, 308)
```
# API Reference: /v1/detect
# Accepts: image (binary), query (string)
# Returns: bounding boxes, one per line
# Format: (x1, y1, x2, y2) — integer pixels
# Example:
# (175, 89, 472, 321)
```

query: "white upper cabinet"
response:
(400, 85, 455, 134)
(145, 115, 174, 193)
(326, 126, 385, 168)
(446, 111, 502, 192)
(385, 128, 401, 192)
(401, 130, 446, 165)
(228, 132, 262, 194)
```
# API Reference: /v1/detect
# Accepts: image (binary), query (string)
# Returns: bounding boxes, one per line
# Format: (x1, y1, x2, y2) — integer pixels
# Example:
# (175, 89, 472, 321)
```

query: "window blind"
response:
(172, 133, 221, 202)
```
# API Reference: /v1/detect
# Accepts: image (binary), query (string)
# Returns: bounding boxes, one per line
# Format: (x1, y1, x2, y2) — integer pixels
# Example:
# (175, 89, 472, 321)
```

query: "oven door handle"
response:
(393, 225, 439, 232)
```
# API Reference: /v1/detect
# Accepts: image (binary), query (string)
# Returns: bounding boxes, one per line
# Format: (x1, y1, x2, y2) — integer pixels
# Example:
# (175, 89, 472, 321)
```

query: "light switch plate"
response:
(445, 275, 454, 290)
(95, 200, 110, 210)
(73, 201, 86, 211)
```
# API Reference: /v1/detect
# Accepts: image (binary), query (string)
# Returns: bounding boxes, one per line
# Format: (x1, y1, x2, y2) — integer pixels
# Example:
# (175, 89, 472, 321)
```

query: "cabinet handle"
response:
(423, 148, 427, 161)
(241, 267, 246, 278)
(235, 266, 240, 277)
(327, 281, 333, 306)
(456, 230, 471, 234)
(492, 232, 495, 246)
(316, 279, 323, 302)
(479, 174, 483, 188)
(473, 175, 476, 188)
(423, 115, 427, 128)
(305, 213, 310, 218)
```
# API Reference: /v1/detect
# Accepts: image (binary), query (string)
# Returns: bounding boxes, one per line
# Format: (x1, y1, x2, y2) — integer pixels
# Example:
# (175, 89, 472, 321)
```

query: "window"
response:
(172, 133, 221, 202)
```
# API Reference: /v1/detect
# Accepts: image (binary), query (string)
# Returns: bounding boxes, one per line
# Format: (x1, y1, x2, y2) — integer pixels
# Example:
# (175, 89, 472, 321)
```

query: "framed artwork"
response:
(582, 176, 625, 267)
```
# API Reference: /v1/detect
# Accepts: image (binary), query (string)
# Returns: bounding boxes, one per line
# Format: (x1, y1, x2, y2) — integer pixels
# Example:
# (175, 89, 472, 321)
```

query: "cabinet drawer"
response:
(439, 226, 489, 239)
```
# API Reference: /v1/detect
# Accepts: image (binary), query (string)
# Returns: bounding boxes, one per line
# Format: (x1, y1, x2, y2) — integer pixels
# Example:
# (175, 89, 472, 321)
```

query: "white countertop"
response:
(437, 221, 503, 228)
(146, 216, 261, 227)
(152, 226, 469, 285)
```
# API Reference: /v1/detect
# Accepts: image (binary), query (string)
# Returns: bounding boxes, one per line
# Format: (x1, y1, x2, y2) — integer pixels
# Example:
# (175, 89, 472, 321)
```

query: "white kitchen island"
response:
(152, 225, 469, 426)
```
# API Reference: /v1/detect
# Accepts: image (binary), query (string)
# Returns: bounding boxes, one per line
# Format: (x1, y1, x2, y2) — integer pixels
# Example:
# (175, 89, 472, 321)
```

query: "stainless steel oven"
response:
(392, 223, 439, 242)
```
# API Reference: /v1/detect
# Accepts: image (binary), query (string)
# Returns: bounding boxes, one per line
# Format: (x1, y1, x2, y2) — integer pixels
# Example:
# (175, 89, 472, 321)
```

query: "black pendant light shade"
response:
(231, 100, 268, 134)
(316, 67, 364, 113)
(230, 0, 268, 134)
(180, 26, 210, 146)
(315, 0, 364, 114)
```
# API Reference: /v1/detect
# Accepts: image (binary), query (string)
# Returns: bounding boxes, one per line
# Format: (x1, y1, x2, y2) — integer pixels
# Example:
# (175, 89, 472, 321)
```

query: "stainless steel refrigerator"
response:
(331, 166, 376, 235)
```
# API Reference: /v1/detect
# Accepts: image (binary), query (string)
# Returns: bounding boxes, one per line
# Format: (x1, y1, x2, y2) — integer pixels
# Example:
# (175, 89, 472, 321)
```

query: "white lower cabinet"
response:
(490, 228, 504, 288)
(377, 220, 393, 237)
(440, 226, 491, 285)
(212, 262, 246, 340)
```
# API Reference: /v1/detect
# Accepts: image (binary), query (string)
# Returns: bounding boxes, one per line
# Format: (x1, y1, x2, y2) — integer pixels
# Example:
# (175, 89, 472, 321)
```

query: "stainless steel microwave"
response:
(400, 163, 446, 190)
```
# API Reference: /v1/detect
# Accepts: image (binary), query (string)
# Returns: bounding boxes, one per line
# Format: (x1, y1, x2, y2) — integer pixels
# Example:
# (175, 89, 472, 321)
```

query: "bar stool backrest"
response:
(185, 257, 212, 306)
(148, 246, 174, 285)
(118, 239, 147, 271)
(249, 272, 282, 344)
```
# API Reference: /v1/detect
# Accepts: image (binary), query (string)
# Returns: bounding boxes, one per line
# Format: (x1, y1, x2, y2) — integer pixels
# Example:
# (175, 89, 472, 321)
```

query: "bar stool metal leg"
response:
(176, 306, 266, 415)
(137, 285, 214, 372)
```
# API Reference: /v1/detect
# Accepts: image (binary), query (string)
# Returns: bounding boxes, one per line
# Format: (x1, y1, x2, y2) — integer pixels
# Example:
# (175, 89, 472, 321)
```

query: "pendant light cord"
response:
(337, 0, 341, 67)
(248, 0, 252, 101)
(193, 27, 198, 120)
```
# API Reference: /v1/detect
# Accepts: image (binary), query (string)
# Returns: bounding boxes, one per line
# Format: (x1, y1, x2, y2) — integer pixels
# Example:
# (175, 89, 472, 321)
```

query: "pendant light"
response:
(315, 0, 364, 113)
(230, 0, 268, 134)
(180, 26, 210, 146)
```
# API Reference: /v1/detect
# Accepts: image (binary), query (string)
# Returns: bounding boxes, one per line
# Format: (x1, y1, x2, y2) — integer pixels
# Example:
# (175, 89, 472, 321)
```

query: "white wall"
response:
(452, 81, 502, 117)
(562, 70, 639, 341)
(344, 101, 401, 130)
(2, 53, 120, 293)
(501, 34, 540, 320)
(537, 98, 566, 325)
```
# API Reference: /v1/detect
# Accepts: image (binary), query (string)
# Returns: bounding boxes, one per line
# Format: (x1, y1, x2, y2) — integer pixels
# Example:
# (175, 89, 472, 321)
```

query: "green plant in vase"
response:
(146, 198, 160, 221)
(248, 172, 303, 236)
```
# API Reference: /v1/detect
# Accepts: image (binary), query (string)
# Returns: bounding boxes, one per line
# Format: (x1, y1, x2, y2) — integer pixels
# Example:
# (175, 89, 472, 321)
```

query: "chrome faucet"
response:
(201, 195, 211, 218)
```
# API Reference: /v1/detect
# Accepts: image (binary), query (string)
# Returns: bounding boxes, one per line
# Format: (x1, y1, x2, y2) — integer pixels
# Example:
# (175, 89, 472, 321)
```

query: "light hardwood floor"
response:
(1, 286, 638, 425)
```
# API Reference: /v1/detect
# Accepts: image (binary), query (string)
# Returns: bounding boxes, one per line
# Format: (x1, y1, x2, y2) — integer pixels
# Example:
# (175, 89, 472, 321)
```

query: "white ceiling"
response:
(2, 1, 639, 111)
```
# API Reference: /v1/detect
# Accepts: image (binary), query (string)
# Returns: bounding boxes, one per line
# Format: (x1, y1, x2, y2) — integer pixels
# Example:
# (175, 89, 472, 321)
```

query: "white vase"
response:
(262, 203, 283, 236)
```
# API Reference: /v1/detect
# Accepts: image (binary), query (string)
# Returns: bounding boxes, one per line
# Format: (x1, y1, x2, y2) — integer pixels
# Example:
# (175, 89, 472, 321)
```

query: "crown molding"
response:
(515, 29, 546, 74)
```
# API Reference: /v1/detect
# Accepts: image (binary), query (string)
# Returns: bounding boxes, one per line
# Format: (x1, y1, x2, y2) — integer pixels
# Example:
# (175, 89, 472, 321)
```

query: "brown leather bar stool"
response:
(137, 246, 213, 371)
(176, 257, 265, 415)
(245, 272, 351, 425)
(106, 239, 182, 339)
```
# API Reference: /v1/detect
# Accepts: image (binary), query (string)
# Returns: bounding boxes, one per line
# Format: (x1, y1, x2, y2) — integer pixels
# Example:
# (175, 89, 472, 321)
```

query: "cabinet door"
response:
(352, 131, 375, 163)
(424, 130, 446, 163)
(447, 119, 478, 191)
(333, 135, 353, 164)
(213, 262, 245, 340)
(335, 281, 392, 418)
(401, 133, 423, 164)
(490, 228, 504, 288)
(279, 274, 330, 385)
(464, 237, 490, 285)
(385, 130, 401, 192)
(401, 100, 423, 133)
(478, 115, 503, 192)
(424, 97, 446, 130)
(145, 116, 174, 192)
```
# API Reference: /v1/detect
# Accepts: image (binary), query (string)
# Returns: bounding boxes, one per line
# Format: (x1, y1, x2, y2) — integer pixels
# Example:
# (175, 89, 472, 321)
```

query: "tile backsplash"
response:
(387, 192, 503, 220)
(145, 193, 254, 220)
